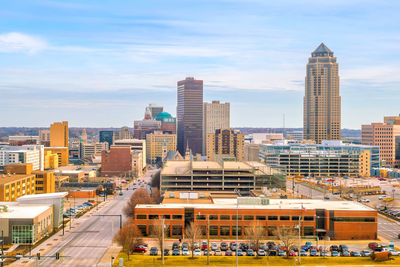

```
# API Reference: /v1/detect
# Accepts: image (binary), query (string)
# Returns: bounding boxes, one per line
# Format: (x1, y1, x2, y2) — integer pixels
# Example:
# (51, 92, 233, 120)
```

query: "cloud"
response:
(0, 32, 47, 54)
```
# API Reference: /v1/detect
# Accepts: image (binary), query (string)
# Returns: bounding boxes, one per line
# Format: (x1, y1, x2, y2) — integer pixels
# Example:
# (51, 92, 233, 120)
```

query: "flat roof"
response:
(17, 192, 68, 201)
(0, 202, 52, 219)
(137, 198, 375, 212)
(0, 174, 34, 185)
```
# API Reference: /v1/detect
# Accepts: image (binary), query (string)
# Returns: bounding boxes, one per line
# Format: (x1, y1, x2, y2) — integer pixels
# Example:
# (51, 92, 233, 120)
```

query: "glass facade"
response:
(12, 225, 34, 244)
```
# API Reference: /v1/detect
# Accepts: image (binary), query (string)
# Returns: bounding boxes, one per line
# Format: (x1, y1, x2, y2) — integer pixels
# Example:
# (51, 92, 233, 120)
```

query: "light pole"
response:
(236, 196, 239, 267)
(207, 215, 210, 265)
(162, 218, 165, 265)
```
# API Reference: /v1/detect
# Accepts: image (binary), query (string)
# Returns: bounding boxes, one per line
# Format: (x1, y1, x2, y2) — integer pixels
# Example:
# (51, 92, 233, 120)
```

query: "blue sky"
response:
(1, 0, 400, 128)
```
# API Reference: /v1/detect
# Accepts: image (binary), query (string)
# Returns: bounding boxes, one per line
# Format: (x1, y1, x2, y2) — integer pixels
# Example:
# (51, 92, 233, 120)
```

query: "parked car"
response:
(305, 242, 312, 248)
(182, 242, 189, 249)
(300, 250, 307, 256)
(236, 249, 243, 256)
(289, 250, 297, 257)
(379, 195, 388, 200)
(341, 251, 350, 257)
(246, 249, 255, 256)
(368, 242, 379, 250)
(387, 248, 400, 256)
(320, 251, 329, 257)
(230, 242, 237, 251)
(211, 242, 218, 251)
(225, 250, 233, 256)
(182, 248, 190, 256)
(278, 250, 286, 256)
(163, 249, 170, 256)
(193, 249, 201, 256)
(203, 249, 212, 256)
(324, 195, 330, 200)
(172, 249, 180, 256)
(214, 250, 222, 256)
(331, 251, 339, 257)
(172, 242, 180, 250)
(350, 251, 361, 257)
(201, 241, 208, 250)
(134, 245, 147, 253)
(310, 249, 318, 256)
(220, 242, 228, 251)
(194, 242, 200, 249)
(257, 249, 266, 256)
(240, 243, 249, 251)
(149, 247, 158, 256)
(339, 245, 349, 252)
(330, 245, 339, 252)
(361, 250, 371, 257)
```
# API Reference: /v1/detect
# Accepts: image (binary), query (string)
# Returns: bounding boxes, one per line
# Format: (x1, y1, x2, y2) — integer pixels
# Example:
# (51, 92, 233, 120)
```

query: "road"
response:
(287, 180, 400, 243)
(12, 169, 158, 267)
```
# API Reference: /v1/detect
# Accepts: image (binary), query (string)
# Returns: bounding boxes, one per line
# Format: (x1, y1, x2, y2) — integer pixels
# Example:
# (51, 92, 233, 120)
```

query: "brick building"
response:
(101, 146, 143, 177)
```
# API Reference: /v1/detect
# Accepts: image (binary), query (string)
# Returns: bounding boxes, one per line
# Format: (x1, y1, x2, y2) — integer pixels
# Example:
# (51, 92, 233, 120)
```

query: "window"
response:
(209, 215, 218, 220)
(200, 225, 207, 235)
(210, 226, 218, 236)
(256, 216, 266, 220)
(280, 216, 290, 221)
(172, 215, 182, 220)
(220, 215, 230, 220)
(303, 226, 314, 236)
(136, 215, 146, 220)
(169, 192, 175, 198)
(137, 225, 147, 236)
(172, 225, 182, 236)
(268, 216, 278, 220)
(196, 215, 206, 220)
(333, 217, 375, 222)
(244, 215, 254, 220)
(149, 215, 158, 219)
(304, 216, 314, 221)
(220, 226, 230, 236)
(163, 215, 171, 219)
(232, 226, 242, 236)
(292, 216, 300, 221)
(232, 215, 242, 220)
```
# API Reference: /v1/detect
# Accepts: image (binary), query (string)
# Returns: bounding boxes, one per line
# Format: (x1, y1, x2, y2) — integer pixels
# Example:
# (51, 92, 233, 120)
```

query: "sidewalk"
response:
(96, 245, 122, 267)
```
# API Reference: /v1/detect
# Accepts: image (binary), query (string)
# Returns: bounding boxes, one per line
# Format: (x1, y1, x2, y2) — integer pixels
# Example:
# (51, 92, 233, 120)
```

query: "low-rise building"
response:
(101, 146, 143, 177)
(32, 170, 56, 194)
(8, 136, 40, 146)
(134, 196, 377, 240)
(79, 142, 109, 159)
(0, 145, 44, 171)
(0, 173, 36, 201)
(114, 139, 146, 168)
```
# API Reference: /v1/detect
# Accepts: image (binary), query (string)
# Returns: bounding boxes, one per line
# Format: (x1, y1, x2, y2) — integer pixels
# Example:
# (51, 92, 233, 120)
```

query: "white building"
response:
(203, 101, 230, 154)
(0, 145, 44, 170)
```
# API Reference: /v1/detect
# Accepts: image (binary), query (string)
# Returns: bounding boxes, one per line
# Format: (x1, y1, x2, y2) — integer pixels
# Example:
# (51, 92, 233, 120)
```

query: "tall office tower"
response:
(206, 129, 244, 161)
(148, 104, 164, 119)
(203, 100, 230, 153)
(304, 43, 341, 144)
(362, 115, 400, 168)
(177, 77, 203, 155)
(99, 130, 114, 147)
(120, 126, 133, 139)
(50, 121, 69, 147)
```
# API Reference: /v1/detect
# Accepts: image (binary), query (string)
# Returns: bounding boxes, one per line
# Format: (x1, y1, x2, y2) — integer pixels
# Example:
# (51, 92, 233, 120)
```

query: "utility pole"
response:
(298, 208, 301, 264)
(236, 199, 238, 267)
(162, 218, 165, 265)
(207, 216, 210, 265)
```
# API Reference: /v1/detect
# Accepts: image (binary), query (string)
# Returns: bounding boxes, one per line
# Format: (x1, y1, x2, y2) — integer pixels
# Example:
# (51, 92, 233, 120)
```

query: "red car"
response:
(134, 245, 147, 253)
(289, 250, 296, 256)
(201, 241, 208, 250)
(368, 242, 379, 250)
(225, 250, 233, 256)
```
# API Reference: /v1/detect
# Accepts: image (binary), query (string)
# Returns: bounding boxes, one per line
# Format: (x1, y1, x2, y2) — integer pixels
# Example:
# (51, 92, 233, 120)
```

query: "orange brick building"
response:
(134, 194, 377, 240)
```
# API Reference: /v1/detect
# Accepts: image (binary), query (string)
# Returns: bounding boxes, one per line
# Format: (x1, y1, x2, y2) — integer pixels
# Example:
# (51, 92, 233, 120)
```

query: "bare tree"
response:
(123, 188, 153, 218)
(274, 226, 298, 258)
(245, 221, 266, 258)
(96, 184, 104, 194)
(150, 169, 161, 188)
(149, 218, 164, 258)
(114, 219, 143, 260)
(151, 187, 163, 204)
(185, 222, 202, 258)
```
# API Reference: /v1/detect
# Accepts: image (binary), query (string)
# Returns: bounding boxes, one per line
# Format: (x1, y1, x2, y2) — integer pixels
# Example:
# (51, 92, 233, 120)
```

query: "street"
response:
(11, 169, 158, 267)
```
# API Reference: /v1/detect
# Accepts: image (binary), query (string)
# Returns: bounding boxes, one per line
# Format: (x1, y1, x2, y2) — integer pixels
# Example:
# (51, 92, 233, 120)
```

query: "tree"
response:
(274, 226, 298, 258)
(185, 222, 202, 258)
(149, 218, 165, 260)
(114, 219, 143, 260)
(96, 184, 104, 194)
(123, 188, 153, 218)
(151, 187, 163, 204)
(150, 169, 161, 188)
(245, 221, 266, 258)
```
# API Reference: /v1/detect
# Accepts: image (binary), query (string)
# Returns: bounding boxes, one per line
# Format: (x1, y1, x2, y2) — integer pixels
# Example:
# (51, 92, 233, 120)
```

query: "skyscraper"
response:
(99, 130, 114, 147)
(177, 77, 203, 155)
(304, 43, 341, 144)
(50, 121, 69, 147)
(203, 100, 230, 153)
(206, 129, 244, 161)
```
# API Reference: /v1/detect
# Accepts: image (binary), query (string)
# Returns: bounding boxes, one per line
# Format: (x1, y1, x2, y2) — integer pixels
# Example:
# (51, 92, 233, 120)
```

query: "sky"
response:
(1, 0, 400, 129)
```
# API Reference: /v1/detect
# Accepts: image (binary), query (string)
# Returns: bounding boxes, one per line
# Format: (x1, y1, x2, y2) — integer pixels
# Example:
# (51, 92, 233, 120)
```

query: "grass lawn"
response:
(113, 253, 400, 266)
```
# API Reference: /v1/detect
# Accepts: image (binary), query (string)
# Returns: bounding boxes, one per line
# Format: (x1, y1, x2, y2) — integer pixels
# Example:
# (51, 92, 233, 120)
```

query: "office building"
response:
(177, 77, 203, 155)
(160, 160, 286, 195)
(134, 196, 377, 240)
(8, 136, 39, 146)
(0, 173, 36, 201)
(155, 112, 177, 135)
(50, 121, 69, 148)
(146, 131, 177, 164)
(79, 142, 109, 159)
(0, 145, 44, 171)
(245, 144, 261, 161)
(362, 115, 400, 168)
(134, 108, 162, 139)
(148, 104, 164, 119)
(304, 43, 341, 144)
(260, 140, 379, 177)
(39, 130, 50, 146)
(99, 130, 114, 147)
(101, 146, 143, 177)
(44, 147, 68, 167)
(286, 131, 304, 141)
(207, 129, 244, 161)
(114, 139, 146, 168)
(203, 101, 230, 153)
(120, 126, 133, 140)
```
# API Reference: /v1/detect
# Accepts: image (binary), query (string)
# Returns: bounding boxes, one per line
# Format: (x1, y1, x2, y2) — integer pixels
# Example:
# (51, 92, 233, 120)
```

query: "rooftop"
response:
(137, 198, 375, 212)
(0, 202, 52, 219)
(17, 192, 68, 201)
(0, 174, 34, 185)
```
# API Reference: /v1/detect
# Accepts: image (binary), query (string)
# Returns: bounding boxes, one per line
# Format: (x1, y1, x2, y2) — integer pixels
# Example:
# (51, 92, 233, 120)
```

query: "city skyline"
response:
(1, 1, 400, 128)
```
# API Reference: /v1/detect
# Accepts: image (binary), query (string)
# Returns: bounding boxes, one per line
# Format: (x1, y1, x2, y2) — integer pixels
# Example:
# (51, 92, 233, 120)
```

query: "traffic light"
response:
(37, 253, 40, 260)
(56, 252, 60, 260)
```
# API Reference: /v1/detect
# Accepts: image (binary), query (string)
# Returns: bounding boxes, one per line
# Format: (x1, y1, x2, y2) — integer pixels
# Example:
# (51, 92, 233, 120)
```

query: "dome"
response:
(156, 112, 172, 120)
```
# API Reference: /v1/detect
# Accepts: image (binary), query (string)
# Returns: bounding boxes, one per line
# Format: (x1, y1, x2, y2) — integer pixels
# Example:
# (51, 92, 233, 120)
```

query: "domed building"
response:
(155, 112, 176, 134)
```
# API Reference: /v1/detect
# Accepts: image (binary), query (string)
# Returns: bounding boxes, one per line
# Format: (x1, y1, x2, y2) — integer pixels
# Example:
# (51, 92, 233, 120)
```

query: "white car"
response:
(384, 248, 400, 256)
(182, 248, 190, 256)
(361, 198, 370, 203)
(193, 249, 201, 256)
(379, 195, 388, 200)
(211, 243, 218, 251)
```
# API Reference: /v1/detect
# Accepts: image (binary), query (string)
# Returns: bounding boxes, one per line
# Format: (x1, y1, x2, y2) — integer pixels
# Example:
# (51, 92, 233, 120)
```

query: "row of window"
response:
(136, 214, 315, 221)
